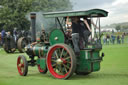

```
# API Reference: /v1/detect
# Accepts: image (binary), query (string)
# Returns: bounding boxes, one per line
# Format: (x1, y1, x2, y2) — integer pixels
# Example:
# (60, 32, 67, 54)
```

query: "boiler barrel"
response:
(32, 46, 48, 57)
(25, 44, 48, 57)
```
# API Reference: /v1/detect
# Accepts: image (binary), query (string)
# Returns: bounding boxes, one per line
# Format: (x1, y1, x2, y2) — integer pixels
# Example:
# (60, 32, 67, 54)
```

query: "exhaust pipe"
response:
(30, 12, 36, 42)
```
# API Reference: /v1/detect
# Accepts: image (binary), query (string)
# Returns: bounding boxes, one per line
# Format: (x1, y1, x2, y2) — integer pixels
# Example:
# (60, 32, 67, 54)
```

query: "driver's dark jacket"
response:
(72, 20, 90, 38)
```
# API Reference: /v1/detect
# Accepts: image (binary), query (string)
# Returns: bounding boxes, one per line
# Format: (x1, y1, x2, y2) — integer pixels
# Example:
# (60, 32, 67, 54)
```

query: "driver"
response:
(66, 16, 91, 55)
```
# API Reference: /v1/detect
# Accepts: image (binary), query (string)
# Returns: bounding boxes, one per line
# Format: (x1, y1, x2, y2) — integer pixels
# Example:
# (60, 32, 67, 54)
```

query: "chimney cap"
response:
(30, 12, 36, 15)
(30, 12, 36, 19)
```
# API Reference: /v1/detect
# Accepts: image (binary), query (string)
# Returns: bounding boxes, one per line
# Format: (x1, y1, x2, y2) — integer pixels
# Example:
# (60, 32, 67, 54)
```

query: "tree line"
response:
(104, 22, 128, 32)
(0, 0, 72, 32)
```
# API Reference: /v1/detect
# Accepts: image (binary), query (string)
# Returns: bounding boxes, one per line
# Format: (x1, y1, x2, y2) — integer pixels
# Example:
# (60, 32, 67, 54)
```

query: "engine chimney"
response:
(30, 12, 36, 42)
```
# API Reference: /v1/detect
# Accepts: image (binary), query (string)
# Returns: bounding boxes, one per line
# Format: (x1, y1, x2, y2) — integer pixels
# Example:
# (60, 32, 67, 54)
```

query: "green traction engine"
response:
(17, 9, 108, 79)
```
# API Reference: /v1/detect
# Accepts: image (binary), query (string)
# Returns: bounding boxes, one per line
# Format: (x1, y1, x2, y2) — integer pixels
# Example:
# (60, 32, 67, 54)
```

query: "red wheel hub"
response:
(61, 58, 67, 64)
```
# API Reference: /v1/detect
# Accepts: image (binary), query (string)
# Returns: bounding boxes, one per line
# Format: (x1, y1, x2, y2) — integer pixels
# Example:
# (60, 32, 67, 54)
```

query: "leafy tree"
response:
(122, 25, 128, 29)
(115, 25, 121, 31)
(0, 0, 33, 31)
(32, 0, 72, 12)
(0, 0, 72, 32)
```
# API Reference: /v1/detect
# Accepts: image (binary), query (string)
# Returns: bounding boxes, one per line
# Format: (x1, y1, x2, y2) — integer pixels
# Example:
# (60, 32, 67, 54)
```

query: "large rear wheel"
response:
(17, 55, 28, 76)
(47, 44, 76, 79)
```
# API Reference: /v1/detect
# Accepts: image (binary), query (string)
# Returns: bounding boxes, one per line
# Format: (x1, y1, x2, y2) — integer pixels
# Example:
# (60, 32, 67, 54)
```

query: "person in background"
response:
(0, 32, 1, 47)
(6, 31, 16, 50)
(106, 34, 110, 45)
(121, 34, 124, 44)
(1, 29, 6, 45)
(117, 35, 121, 44)
(127, 36, 128, 43)
(111, 34, 116, 44)
(6, 31, 12, 41)
(103, 35, 106, 44)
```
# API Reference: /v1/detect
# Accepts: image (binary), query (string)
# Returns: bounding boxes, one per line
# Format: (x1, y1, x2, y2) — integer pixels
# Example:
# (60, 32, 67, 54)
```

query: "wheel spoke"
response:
(54, 64, 58, 72)
(55, 51, 59, 59)
(63, 52, 68, 58)
(60, 48, 64, 58)
(52, 63, 57, 67)
(54, 64, 57, 71)
(18, 63, 22, 68)
(66, 61, 71, 64)
(59, 65, 63, 73)
(21, 64, 24, 67)
(58, 48, 61, 57)
(64, 56, 71, 60)
(63, 64, 70, 69)
(21, 67, 24, 72)
(63, 64, 68, 73)
(51, 60, 56, 63)
(20, 60, 23, 64)
(52, 54, 57, 59)
(18, 64, 21, 68)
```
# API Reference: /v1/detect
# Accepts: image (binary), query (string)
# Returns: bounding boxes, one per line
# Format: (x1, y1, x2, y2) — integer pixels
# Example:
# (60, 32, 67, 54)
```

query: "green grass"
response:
(0, 44, 128, 85)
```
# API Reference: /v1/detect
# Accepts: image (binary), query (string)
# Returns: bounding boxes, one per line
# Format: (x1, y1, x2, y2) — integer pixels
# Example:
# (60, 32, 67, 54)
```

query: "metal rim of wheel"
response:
(47, 44, 76, 79)
(17, 37, 27, 53)
(17, 55, 28, 76)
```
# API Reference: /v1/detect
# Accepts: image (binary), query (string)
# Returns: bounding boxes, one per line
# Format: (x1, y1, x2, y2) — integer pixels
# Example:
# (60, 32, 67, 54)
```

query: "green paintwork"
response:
(93, 61, 100, 71)
(76, 49, 102, 73)
(33, 44, 48, 57)
(76, 50, 91, 73)
(36, 58, 46, 70)
(34, 47, 41, 56)
(92, 51, 100, 59)
(49, 29, 65, 45)
(43, 9, 108, 18)
(92, 51, 101, 71)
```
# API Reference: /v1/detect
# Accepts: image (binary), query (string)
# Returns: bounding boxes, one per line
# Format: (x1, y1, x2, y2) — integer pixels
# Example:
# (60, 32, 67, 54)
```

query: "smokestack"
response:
(30, 12, 36, 42)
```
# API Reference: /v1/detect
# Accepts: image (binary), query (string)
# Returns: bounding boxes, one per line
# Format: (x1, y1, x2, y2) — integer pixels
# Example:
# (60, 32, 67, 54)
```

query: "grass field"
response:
(0, 43, 128, 85)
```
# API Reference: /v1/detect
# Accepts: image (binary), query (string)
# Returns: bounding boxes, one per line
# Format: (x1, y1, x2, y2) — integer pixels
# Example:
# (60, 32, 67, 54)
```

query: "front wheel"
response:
(47, 44, 76, 79)
(17, 55, 28, 76)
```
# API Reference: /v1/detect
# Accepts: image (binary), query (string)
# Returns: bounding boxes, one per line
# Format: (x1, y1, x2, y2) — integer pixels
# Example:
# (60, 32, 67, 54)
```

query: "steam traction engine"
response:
(17, 9, 108, 79)
(3, 30, 31, 53)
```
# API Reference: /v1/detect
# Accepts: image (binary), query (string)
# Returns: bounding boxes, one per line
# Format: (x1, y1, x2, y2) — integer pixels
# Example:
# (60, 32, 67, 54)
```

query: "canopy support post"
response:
(99, 18, 101, 44)
(56, 17, 66, 38)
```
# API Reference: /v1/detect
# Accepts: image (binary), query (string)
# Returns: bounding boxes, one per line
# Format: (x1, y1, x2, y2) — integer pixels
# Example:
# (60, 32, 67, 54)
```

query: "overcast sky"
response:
(70, 0, 128, 26)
